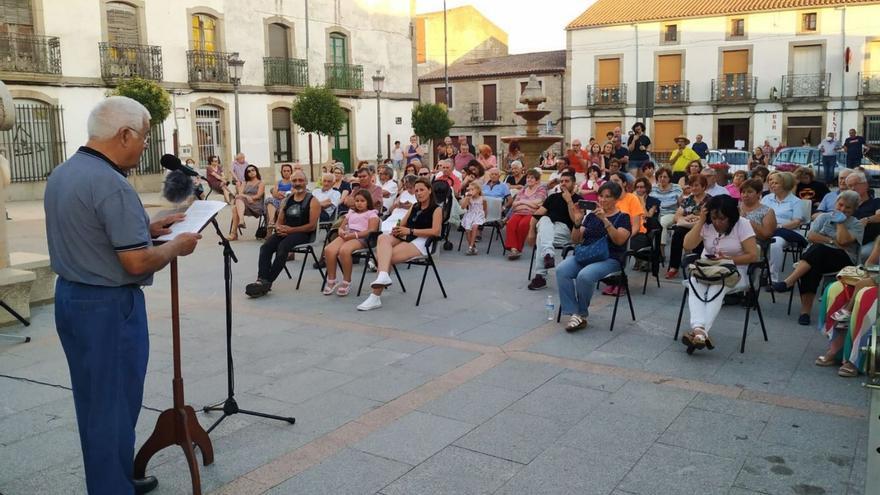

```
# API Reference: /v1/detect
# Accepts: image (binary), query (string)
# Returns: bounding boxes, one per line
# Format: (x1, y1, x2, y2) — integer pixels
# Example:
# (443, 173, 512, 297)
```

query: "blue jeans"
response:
(55, 279, 149, 495)
(555, 256, 622, 316)
(821, 155, 836, 184)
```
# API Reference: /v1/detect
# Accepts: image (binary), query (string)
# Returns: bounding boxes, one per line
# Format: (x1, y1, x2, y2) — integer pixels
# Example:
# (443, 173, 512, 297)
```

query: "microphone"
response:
(163, 169, 195, 204)
(161, 154, 201, 178)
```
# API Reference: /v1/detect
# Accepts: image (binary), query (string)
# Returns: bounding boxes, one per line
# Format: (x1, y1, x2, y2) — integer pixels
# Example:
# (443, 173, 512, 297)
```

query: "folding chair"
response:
(674, 254, 768, 353)
(527, 242, 573, 281)
(403, 238, 448, 306)
(281, 232, 326, 290)
(631, 228, 663, 294)
(555, 250, 636, 333)
(331, 232, 405, 297)
(0, 301, 31, 344)
(780, 199, 813, 268)
(457, 196, 505, 254)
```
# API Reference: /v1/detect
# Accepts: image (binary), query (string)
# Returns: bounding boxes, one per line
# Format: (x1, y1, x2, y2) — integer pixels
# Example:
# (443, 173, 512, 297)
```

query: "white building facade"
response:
(0, 0, 418, 197)
(565, 0, 880, 157)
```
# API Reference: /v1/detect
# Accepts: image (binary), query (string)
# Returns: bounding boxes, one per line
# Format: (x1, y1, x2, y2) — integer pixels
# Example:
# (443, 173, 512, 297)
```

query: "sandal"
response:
(665, 268, 679, 279)
(336, 281, 351, 296)
(565, 314, 587, 332)
(815, 354, 840, 367)
(838, 361, 858, 377)
(682, 327, 713, 354)
(322, 279, 337, 296)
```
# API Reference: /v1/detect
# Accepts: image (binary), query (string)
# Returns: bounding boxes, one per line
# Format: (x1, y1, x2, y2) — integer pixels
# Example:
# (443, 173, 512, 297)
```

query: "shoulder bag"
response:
(574, 214, 621, 265)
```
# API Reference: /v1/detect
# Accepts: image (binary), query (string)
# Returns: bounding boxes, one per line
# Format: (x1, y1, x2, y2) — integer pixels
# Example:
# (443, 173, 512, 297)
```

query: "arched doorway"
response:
(331, 109, 352, 172)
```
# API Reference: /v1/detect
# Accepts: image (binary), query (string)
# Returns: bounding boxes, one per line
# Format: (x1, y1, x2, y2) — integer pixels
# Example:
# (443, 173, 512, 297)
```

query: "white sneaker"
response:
(370, 271, 393, 288)
(357, 294, 382, 311)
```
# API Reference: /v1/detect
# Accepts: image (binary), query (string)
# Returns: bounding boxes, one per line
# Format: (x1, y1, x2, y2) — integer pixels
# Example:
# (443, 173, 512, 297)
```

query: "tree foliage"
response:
(112, 77, 171, 125)
(291, 86, 346, 137)
(411, 103, 454, 143)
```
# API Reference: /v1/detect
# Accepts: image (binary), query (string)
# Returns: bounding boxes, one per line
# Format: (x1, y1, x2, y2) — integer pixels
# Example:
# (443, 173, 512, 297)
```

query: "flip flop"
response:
(838, 362, 858, 377)
(815, 354, 839, 367)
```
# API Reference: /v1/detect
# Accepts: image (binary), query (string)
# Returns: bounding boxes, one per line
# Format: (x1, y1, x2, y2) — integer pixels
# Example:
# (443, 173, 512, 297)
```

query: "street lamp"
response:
(372, 69, 385, 163)
(227, 52, 245, 154)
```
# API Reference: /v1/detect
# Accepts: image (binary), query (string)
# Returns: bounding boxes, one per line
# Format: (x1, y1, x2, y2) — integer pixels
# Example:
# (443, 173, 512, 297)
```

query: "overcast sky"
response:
(415, 0, 593, 54)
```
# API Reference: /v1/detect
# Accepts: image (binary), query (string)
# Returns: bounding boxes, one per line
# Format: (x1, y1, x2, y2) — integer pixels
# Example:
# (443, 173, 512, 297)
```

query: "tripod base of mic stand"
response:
(135, 405, 214, 495)
(203, 397, 296, 433)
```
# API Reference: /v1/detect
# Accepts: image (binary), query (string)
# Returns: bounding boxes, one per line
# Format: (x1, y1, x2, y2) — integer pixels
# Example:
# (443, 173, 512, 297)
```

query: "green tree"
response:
(291, 86, 346, 174)
(112, 77, 171, 125)
(411, 103, 454, 163)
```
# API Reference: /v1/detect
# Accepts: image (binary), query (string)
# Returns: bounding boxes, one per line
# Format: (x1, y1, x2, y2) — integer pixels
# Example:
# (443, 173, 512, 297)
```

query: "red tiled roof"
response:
(419, 50, 566, 82)
(567, 0, 880, 29)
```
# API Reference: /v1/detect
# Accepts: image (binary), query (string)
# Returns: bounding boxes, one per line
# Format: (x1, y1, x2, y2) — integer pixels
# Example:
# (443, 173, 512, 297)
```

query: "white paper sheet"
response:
(155, 200, 227, 241)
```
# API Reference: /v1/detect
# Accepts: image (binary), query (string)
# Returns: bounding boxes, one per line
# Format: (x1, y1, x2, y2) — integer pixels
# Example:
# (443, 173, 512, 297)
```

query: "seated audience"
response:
(434, 159, 462, 194)
(702, 167, 729, 197)
(377, 165, 399, 213)
(762, 171, 809, 283)
(205, 155, 233, 204)
(677, 160, 703, 192)
(649, 167, 682, 249)
(506, 160, 527, 191)
(358, 178, 443, 311)
(476, 144, 497, 170)
(794, 167, 830, 210)
(460, 182, 487, 255)
(528, 171, 582, 290)
(726, 170, 748, 200)
(245, 171, 320, 297)
(504, 169, 547, 259)
(312, 172, 342, 222)
(228, 165, 265, 241)
(383, 174, 418, 232)
(666, 174, 711, 279)
(580, 166, 604, 201)
(681, 195, 758, 352)
(815, 169, 853, 218)
(846, 171, 880, 260)
(738, 179, 777, 242)
(556, 182, 631, 332)
(771, 191, 864, 326)
(265, 164, 294, 228)
(322, 190, 381, 297)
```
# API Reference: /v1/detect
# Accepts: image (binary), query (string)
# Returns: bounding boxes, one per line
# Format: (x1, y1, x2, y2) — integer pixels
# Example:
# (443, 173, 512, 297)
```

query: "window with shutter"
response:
(106, 2, 139, 45)
(0, 0, 34, 34)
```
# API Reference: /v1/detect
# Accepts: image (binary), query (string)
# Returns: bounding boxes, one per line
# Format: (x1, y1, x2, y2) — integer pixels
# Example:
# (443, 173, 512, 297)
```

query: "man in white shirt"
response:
(701, 167, 729, 197)
(818, 132, 841, 185)
(377, 165, 398, 213)
(311, 173, 341, 221)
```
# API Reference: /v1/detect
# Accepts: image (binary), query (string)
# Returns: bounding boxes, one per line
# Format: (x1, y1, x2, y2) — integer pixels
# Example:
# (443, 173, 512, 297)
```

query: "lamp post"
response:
(372, 69, 385, 163)
(227, 52, 245, 155)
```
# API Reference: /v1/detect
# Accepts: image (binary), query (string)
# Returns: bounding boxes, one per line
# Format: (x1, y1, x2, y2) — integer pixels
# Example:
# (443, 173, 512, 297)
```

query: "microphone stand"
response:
(202, 217, 296, 432)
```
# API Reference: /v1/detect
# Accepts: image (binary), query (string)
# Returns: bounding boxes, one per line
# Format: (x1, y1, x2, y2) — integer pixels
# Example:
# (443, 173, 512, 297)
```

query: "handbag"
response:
(837, 266, 868, 286)
(574, 214, 621, 265)
(687, 258, 741, 303)
(255, 224, 268, 239)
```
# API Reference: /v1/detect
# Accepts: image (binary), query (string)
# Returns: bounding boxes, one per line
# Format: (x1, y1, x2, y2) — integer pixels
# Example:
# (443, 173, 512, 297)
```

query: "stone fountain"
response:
(500, 74, 563, 167)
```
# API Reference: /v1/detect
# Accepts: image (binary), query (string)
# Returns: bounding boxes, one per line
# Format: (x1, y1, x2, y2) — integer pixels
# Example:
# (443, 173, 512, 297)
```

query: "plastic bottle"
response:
(545, 295, 554, 321)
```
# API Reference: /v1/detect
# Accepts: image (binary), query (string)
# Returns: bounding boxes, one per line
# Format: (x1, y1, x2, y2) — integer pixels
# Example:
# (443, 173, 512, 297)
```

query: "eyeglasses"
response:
(418, 172, 430, 176)
(123, 127, 150, 145)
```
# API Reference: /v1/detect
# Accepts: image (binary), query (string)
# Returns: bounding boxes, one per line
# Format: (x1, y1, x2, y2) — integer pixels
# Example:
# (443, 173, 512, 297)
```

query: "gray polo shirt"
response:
(45, 147, 153, 287)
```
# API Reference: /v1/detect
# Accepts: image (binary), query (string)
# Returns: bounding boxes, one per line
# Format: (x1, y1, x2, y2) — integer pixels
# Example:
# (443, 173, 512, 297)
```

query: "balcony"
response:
(655, 80, 689, 105)
(859, 72, 880, 98)
(264, 57, 308, 87)
(99, 42, 162, 82)
(469, 102, 502, 124)
(0, 34, 61, 77)
(324, 63, 363, 91)
(711, 74, 756, 103)
(781, 73, 829, 100)
(186, 50, 231, 86)
(587, 84, 626, 108)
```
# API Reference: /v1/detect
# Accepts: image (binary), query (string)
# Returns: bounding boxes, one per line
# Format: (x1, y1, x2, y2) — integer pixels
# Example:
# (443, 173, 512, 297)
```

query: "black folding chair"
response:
(631, 228, 663, 294)
(555, 248, 636, 333)
(404, 238, 448, 306)
(281, 232, 326, 290)
(527, 242, 573, 281)
(327, 232, 405, 297)
(674, 253, 768, 353)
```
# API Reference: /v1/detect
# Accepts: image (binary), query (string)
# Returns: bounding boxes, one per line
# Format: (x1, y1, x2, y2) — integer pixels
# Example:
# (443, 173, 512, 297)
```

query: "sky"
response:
(415, 0, 593, 54)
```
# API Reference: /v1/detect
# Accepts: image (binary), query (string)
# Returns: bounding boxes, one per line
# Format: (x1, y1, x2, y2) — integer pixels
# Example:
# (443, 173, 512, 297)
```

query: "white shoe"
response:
(357, 294, 382, 311)
(370, 271, 393, 288)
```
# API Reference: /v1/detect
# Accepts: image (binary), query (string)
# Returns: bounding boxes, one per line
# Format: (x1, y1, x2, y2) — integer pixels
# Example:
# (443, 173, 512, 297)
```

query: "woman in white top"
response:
(761, 171, 808, 283)
(682, 195, 758, 352)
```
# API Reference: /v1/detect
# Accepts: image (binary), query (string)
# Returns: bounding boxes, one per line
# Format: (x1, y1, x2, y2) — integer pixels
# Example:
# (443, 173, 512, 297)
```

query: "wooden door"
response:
(331, 110, 352, 172)
(594, 121, 621, 143)
(597, 58, 620, 86)
(653, 120, 683, 153)
(483, 84, 497, 121)
(268, 23, 289, 58)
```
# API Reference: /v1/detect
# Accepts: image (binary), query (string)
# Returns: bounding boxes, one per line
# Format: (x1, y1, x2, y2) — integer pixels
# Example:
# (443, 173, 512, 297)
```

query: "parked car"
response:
(706, 149, 750, 173)
(770, 146, 880, 185)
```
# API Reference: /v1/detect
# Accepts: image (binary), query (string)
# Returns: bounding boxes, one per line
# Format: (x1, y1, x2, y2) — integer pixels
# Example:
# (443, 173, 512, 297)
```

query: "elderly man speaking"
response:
(45, 96, 201, 494)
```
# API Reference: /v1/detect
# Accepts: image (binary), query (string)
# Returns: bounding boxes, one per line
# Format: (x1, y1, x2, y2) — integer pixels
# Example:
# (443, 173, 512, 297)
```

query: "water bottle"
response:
(545, 295, 555, 321)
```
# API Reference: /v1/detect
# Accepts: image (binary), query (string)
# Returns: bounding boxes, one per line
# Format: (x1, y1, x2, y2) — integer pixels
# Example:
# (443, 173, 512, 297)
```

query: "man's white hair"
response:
(87, 96, 151, 140)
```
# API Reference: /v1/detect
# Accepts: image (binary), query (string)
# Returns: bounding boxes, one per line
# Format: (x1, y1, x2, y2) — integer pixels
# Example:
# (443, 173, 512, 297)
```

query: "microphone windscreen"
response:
(163, 169, 195, 204)
(160, 154, 182, 171)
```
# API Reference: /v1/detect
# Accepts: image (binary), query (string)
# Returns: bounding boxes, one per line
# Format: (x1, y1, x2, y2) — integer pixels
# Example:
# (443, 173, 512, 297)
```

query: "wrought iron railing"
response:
(0, 103, 66, 182)
(469, 102, 502, 123)
(264, 57, 308, 87)
(186, 50, 231, 84)
(782, 73, 829, 98)
(132, 123, 166, 175)
(860, 72, 880, 96)
(711, 74, 756, 102)
(324, 63, 363, 90)
(0, 34, 62, 75)
(99, 42, 163, 81)
(587, 84, 626, 106)
(655, 80, 689, 104)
